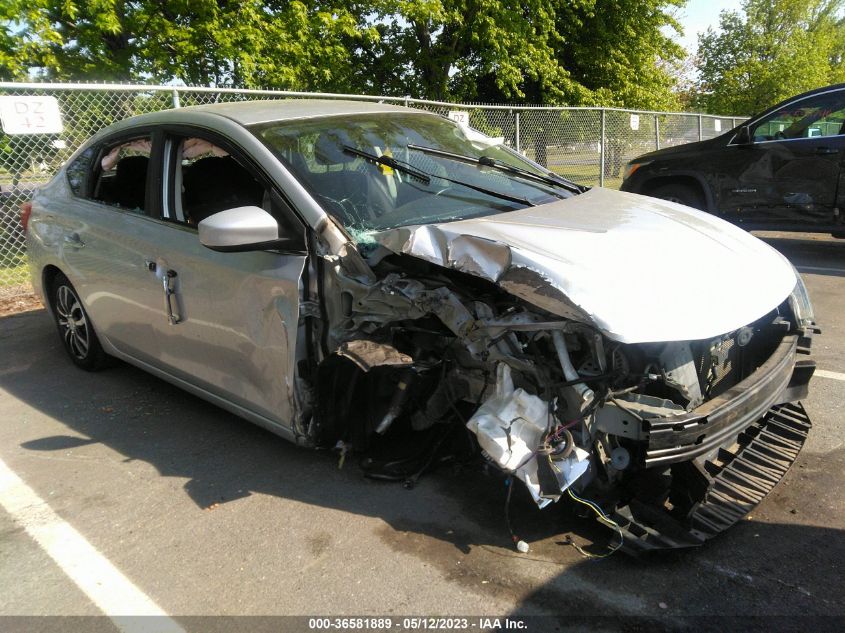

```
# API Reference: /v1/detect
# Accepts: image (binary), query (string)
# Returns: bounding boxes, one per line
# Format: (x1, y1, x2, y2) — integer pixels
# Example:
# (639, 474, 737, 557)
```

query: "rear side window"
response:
(91, 137, 152, 213)
(66, 147, 95, 196)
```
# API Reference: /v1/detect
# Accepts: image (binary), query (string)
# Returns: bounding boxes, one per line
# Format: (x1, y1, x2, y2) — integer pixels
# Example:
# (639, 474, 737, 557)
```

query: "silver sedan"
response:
(24, 100, 818, 554)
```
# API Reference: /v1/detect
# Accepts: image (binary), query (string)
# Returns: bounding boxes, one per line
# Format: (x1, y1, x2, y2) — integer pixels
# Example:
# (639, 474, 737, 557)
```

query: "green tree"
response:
(0, 4, 32, 80)
(351, 0, 685, 108)
(549, 0, 686, 109)
(8, 0, 374, 89)
(696, 0, 845, 115)
(4, 0, 685, 108)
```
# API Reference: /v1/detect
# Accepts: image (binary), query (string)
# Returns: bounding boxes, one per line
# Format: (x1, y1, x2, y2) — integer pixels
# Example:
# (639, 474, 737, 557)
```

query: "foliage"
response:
(695, 0, 845, 115)
(541, 0, 686, 109)
(0, 3, 30, 80)
(5, 0, 374, 90)
(3, 0, 685, 108)
(352, 0, 685, 108)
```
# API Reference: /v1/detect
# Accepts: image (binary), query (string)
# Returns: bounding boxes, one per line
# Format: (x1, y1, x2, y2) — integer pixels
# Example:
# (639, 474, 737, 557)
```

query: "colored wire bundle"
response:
(565, 487, 624, 558)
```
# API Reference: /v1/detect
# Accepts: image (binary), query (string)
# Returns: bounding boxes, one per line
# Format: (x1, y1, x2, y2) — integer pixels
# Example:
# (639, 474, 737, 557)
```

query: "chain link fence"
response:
(0, 82, 744, 298)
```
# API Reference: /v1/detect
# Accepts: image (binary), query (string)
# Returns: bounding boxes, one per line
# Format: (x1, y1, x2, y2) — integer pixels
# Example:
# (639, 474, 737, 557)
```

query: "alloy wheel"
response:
(55, 284, 90, 360)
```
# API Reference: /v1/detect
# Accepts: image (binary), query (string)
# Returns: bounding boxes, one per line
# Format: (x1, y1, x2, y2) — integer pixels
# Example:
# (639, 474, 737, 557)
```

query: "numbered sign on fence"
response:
(448, 110, 470, 126)
(629, 114, 640, 131)
(0, 96, 63, 134)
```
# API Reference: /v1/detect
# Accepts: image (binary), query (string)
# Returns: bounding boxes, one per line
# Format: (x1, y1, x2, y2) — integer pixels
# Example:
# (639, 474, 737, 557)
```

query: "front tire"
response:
(50, 273, 108, 370)
(649, 183, 706, 211)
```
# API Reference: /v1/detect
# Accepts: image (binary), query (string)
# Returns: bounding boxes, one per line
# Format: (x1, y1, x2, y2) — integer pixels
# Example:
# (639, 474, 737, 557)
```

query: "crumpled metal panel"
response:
(335, 340, 413, 372)
(368, 187, 797, 344)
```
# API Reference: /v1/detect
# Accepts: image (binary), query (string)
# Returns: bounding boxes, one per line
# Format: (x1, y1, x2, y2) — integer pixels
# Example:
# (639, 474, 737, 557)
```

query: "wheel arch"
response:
(40, 264, 64, 314)
(638, 174, 717, 213)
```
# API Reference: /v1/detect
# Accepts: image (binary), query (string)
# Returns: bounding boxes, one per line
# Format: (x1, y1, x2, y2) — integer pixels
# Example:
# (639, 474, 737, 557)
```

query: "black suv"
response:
(621, 84, 845, 235)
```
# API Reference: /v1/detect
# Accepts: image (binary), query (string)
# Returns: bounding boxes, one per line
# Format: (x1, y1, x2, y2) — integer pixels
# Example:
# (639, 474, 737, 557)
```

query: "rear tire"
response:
(49, 273, 108, 371)
(649, 183, 706, 211)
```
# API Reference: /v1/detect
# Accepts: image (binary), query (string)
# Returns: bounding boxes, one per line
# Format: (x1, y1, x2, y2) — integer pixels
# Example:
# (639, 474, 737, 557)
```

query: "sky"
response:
(673, 0, 740, 53)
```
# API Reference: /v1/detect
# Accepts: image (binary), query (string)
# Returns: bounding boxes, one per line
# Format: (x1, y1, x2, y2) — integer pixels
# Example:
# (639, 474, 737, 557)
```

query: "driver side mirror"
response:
(198, 206, 305, 253)
(733, 125, 754, 146)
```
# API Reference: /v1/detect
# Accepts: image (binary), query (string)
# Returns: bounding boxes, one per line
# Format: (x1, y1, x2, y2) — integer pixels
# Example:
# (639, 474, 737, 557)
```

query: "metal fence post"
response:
(172, 89, 181, 109)
(655, 114, 660, 151)
(599, 109, 606, 187)
(514, 110, 520, 153)
(698, 114, 703, 141)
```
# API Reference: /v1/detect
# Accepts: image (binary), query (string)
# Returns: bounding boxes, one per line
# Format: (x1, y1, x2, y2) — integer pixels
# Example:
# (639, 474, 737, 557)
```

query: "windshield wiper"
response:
(342, 145, 430, 184)
(345, 144, 534, 207)
(407, 143, 580, 192)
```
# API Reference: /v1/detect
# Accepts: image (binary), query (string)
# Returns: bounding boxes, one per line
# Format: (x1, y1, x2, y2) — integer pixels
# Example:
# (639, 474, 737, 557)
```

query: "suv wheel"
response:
(650, 183, 706, 211)
(50, 273, 108, 370)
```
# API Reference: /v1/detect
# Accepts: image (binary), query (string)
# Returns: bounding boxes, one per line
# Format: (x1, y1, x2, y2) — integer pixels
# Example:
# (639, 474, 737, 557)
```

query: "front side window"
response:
(91, 136, 152, 213)
(752, 91, 845, 142)
(165, 136, 264, 226)
(253, 113, 576, 237)
(163, 134, 304, 246)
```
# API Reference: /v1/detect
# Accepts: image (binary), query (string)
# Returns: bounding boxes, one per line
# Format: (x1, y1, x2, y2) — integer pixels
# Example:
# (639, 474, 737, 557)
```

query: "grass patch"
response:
(0, 251, 31, 289)
(550, 164, 622, 190)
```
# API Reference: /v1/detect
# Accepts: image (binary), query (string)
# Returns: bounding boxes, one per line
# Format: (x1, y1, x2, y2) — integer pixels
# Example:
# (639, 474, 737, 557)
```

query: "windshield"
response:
(253, 113, 577, 236)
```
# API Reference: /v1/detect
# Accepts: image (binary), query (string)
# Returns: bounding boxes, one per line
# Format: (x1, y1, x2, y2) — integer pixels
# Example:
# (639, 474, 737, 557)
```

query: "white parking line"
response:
(816, 369, 845, 382)
(797, 265, 845, 275)
(0, 456, 184, 633)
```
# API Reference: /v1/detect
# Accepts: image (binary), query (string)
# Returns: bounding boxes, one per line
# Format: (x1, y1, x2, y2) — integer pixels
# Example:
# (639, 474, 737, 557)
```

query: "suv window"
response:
(752, 91, 845, 142)
(91, 137, 152, 213)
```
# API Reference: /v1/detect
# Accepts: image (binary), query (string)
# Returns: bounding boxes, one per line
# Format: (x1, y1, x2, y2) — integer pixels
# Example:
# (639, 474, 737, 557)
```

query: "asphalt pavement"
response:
(0, 231, 843, 631)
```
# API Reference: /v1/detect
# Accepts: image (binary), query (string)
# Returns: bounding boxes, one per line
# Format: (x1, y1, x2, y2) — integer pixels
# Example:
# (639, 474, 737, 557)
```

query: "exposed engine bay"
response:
(291, 225, 818, 555)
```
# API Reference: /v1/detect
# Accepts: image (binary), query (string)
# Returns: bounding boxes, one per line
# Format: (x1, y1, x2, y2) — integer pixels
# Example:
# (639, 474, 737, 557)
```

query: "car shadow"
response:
(0, 308, 606, 549)
(2, 309, 843, 618)
(503, 520, 845, 625)
(754, 233, 845, 276)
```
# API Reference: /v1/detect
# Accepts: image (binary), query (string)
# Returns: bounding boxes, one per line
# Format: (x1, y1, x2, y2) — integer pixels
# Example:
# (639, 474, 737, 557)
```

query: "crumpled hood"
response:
(367, 187, 797, 343)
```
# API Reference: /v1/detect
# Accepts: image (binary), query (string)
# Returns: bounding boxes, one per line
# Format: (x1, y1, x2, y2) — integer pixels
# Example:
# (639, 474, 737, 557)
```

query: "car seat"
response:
(113, 156, 149, 211)
(183, 156, 263, 224)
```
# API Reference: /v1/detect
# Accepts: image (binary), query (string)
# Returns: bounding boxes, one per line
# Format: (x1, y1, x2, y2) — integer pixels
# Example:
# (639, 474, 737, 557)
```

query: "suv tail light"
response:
(20, 201, 32, 233)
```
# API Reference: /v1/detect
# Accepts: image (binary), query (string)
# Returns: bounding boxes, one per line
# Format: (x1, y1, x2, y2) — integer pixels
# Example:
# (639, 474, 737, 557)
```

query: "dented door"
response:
(144, 226, 305, 427)
(722, 88, 845, 228)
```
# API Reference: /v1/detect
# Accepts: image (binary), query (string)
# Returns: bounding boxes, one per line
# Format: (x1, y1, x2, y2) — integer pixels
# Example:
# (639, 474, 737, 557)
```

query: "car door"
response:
(143, 129, 308, 429)
(720, 89, 845, 228)
(56, 131, 167, 363)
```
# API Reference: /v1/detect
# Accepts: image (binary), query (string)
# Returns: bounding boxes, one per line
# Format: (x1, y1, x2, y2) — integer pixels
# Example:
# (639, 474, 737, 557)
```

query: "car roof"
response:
(782, 82, 845, 102)
(151, 98, 427, 126)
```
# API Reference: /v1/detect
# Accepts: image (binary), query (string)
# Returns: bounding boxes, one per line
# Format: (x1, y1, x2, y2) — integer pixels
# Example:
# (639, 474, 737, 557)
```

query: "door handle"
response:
(63, 233, 85, 248)
(815, 147, 839, 155)
(162, 269, 181, 325)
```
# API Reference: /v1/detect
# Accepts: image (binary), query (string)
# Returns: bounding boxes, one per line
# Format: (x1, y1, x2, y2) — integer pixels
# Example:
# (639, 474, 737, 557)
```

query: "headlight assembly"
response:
(788, 269, 815, 328)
